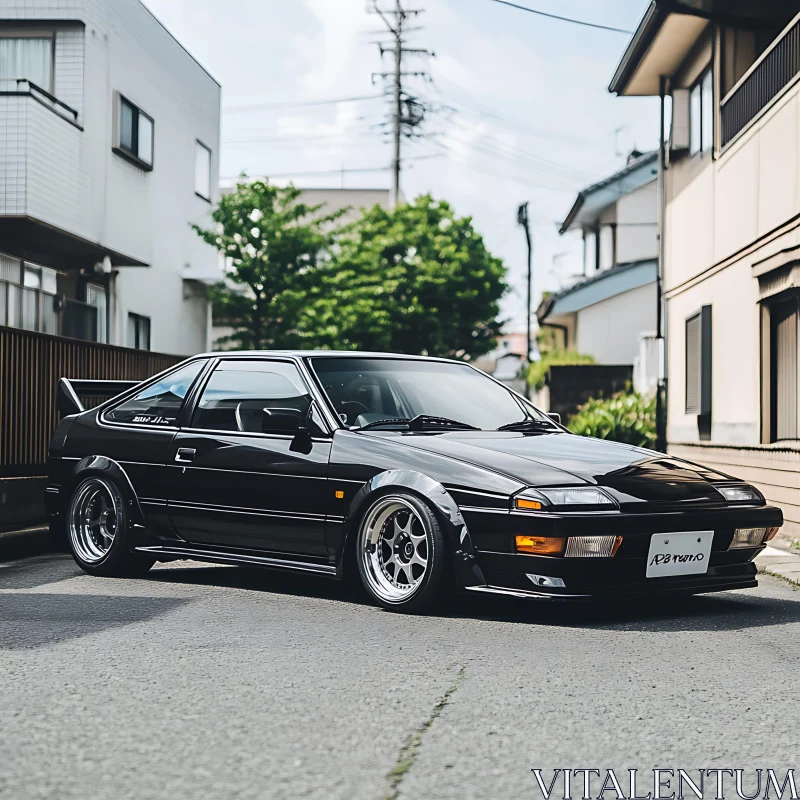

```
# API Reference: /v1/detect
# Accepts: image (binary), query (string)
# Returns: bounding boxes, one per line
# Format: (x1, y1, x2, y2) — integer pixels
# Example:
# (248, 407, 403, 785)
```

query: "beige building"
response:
(611, 0, 800, 535)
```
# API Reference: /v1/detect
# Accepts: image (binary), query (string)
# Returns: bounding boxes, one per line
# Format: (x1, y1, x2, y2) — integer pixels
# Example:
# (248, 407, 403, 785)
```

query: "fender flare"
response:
(341, 469, 485, 588)
(68, 455, 146, 528)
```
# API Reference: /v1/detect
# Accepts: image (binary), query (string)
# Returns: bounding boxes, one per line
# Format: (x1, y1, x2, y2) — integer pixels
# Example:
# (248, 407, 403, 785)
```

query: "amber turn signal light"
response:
(764, 526, 780, 542)
(515, 535, 566, 556)
(515, 498, 543, 511)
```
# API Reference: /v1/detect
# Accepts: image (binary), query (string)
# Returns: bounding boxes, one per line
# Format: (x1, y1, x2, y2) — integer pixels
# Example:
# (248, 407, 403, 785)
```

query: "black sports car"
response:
(47, 351, 782, 612)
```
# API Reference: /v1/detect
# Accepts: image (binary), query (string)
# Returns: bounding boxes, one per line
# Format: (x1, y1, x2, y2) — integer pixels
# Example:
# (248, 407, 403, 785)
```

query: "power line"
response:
(224, 94, 385, 113)
(221, 154, 442, 181)
(488, 0, 633, 35)
(224, 126, 383, 146)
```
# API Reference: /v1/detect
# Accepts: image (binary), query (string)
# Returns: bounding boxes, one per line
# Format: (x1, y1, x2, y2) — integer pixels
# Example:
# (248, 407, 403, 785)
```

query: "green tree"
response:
(193, 178, 346, 350)
(304, 195, 507, 360)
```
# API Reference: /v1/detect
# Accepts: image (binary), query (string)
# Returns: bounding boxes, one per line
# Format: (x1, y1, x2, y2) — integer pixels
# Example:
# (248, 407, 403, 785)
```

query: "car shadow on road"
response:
(0, 554, 82, 590)
(0, 593, 190, 650)
(143, 563, 800, 633)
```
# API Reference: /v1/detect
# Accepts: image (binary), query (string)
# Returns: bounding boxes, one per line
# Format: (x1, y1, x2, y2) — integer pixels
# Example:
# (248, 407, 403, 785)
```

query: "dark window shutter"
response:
(686, 313, 701, 414)
(686, 306, 713, 421)
(773, 298, 798, 440)
(700, 305, 712, 416)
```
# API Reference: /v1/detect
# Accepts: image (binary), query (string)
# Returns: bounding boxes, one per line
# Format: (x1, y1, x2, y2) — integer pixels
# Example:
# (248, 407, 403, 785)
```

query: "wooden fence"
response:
(0, 326, 182, 478)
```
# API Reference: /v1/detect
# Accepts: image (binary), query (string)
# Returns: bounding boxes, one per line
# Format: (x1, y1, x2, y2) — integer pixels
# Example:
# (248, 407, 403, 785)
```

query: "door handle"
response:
(175, 448, 196, 463)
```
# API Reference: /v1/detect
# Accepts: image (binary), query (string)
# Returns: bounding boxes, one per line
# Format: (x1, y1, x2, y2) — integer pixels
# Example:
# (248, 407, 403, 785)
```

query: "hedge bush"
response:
(567, 391, 656, 449)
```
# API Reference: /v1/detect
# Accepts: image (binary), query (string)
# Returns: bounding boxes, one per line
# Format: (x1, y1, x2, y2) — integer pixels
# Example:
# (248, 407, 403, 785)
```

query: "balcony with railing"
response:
(721, 12, 800, 148)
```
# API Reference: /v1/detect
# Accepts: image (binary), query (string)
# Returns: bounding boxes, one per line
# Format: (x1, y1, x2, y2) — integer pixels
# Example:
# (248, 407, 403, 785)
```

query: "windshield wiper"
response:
(496, 417, 557, 432)
(356, 415, 479, 432)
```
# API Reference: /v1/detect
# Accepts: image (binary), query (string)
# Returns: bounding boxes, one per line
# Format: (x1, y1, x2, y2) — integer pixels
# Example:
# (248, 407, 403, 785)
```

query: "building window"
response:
(768, 296, 799, 441)
(115, 94, 154, 169)
(194, 140, 212, 200)
(0, 35, 54, 92)
(127, 312, 151, 350)
(0, 254, 58, 334)
(685, 306, 712, 439)
(690, 68, 713, 156)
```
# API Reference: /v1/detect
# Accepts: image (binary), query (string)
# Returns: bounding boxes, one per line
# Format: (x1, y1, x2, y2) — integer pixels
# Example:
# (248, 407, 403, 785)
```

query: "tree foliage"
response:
(192, 179, 346, 350)
(304, 195, 507, 360)
(567, 391, 657, 449)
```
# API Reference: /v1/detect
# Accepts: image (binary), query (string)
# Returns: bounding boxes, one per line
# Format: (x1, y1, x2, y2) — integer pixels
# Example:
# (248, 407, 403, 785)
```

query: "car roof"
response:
(191, 350, 462, 363)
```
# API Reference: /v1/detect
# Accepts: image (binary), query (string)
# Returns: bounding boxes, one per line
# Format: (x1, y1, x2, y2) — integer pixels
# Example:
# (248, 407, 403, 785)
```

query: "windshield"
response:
(309, 357, 550, 430)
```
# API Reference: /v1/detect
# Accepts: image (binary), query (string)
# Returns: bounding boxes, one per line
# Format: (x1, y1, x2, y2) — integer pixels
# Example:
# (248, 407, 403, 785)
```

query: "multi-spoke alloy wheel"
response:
(69, 478, 119, 564)
(357, 493, 445, 610)
(66, 477, 155, 577)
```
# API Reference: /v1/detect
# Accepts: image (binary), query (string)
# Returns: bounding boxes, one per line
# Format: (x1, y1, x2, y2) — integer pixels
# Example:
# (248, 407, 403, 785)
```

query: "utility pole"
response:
(517, 202, 533, 399)
(371, 0, 432, 208)
(392, 18, 403, 205)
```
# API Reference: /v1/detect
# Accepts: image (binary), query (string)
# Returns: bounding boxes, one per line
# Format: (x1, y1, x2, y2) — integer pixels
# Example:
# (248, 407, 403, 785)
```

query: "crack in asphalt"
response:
(384, 665, 466, 800)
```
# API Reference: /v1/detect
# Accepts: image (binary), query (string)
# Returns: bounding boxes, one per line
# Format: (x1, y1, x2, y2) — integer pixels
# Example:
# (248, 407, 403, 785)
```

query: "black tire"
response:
(66, 476, 155, 578)
(355, 490, 446, 613)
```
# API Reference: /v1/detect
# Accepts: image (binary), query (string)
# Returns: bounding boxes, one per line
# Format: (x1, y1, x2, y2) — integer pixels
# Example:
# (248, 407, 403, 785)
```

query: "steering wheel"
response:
(337, 401, 369, 425)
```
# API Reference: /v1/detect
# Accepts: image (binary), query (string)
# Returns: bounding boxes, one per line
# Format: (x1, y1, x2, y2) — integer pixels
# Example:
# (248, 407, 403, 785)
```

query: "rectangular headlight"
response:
(718, 485, 761, 504)
(565, 535, 622, 558)
(538, 487, 615, 507)
(730, 527, 774, 548)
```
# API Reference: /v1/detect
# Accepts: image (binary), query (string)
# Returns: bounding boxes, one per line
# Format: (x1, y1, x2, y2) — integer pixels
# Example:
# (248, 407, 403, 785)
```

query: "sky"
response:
(144, 0, 660, 333)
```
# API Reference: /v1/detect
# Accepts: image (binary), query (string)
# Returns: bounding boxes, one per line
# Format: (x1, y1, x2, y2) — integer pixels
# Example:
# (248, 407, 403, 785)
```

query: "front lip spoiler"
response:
(464, 578, 759, 602)
(465, 585, 590, 600)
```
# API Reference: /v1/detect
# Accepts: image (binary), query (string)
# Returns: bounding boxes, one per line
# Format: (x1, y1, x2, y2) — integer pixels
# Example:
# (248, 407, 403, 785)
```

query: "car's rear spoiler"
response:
(57, 378, 139, 416)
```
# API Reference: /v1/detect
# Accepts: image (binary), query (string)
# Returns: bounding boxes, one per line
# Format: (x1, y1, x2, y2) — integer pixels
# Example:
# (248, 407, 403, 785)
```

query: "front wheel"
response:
(356, 492, 446, 612)
(67, 476, 155, 578)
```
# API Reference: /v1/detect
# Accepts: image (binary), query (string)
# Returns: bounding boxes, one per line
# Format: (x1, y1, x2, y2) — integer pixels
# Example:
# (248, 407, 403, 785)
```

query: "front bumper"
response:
(461, 503, 782, 601)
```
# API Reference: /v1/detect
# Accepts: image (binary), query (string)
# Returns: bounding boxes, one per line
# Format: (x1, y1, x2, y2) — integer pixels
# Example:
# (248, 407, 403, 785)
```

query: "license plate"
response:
(646, 531, 714, 578)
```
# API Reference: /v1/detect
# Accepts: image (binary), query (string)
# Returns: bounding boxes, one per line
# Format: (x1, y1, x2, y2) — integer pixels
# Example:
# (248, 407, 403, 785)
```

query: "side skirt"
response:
(135, 545, 338, 578)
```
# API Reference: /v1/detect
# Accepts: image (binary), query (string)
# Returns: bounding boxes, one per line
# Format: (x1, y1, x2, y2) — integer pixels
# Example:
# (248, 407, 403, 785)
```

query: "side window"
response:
(105, 361, 205, 426)
(192, 360, 311, 434)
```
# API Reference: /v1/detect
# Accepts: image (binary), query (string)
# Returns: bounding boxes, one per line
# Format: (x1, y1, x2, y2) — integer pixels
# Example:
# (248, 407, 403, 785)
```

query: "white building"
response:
(0, 0, 221, 355)
(538, 151, 659, 392)
(610, 0, 800, 534)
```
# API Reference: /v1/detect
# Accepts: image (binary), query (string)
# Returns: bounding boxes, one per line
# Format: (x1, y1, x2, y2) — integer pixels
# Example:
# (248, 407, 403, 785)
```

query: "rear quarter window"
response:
(105, 361, 205, 426)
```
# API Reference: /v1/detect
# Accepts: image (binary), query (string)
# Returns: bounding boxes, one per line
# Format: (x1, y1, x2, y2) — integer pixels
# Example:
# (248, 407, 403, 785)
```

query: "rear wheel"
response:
(356, 492, 445, 612)
(67, 477, 154, 578)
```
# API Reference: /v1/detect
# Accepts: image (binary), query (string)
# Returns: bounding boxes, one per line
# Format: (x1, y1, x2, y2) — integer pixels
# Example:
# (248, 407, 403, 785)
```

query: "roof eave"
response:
(559, 192, 586, 236)
(608, 1, 666, 96)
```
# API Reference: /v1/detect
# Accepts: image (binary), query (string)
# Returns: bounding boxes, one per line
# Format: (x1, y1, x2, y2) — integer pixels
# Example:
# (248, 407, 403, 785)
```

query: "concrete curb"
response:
(0, 525, 56, 563)
(755, 533, 800, 588)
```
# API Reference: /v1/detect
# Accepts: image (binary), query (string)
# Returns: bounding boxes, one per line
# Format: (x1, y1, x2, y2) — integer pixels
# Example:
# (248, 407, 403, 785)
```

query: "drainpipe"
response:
(656, 75, 668, 453)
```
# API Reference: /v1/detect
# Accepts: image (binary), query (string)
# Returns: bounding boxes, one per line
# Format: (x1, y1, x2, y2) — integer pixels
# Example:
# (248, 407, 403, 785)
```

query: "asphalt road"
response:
(1, 553, 799, 800)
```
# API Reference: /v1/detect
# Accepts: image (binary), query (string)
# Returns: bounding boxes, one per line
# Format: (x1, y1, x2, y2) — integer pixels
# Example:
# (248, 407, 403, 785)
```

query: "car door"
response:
(166, 358, 332, 557)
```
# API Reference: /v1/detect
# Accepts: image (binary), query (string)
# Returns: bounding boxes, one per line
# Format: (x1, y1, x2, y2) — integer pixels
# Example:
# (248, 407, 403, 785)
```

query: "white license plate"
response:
(646, 531, 714, 578)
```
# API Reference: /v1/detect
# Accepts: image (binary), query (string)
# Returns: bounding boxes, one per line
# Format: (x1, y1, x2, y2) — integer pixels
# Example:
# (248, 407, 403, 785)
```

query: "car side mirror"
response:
(261, 407, 304, 434)
(548, 412, 561, 425)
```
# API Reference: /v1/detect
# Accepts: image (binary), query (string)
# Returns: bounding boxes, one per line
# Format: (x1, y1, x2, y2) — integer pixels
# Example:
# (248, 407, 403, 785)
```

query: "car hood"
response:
(370, 430, 735, 505)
